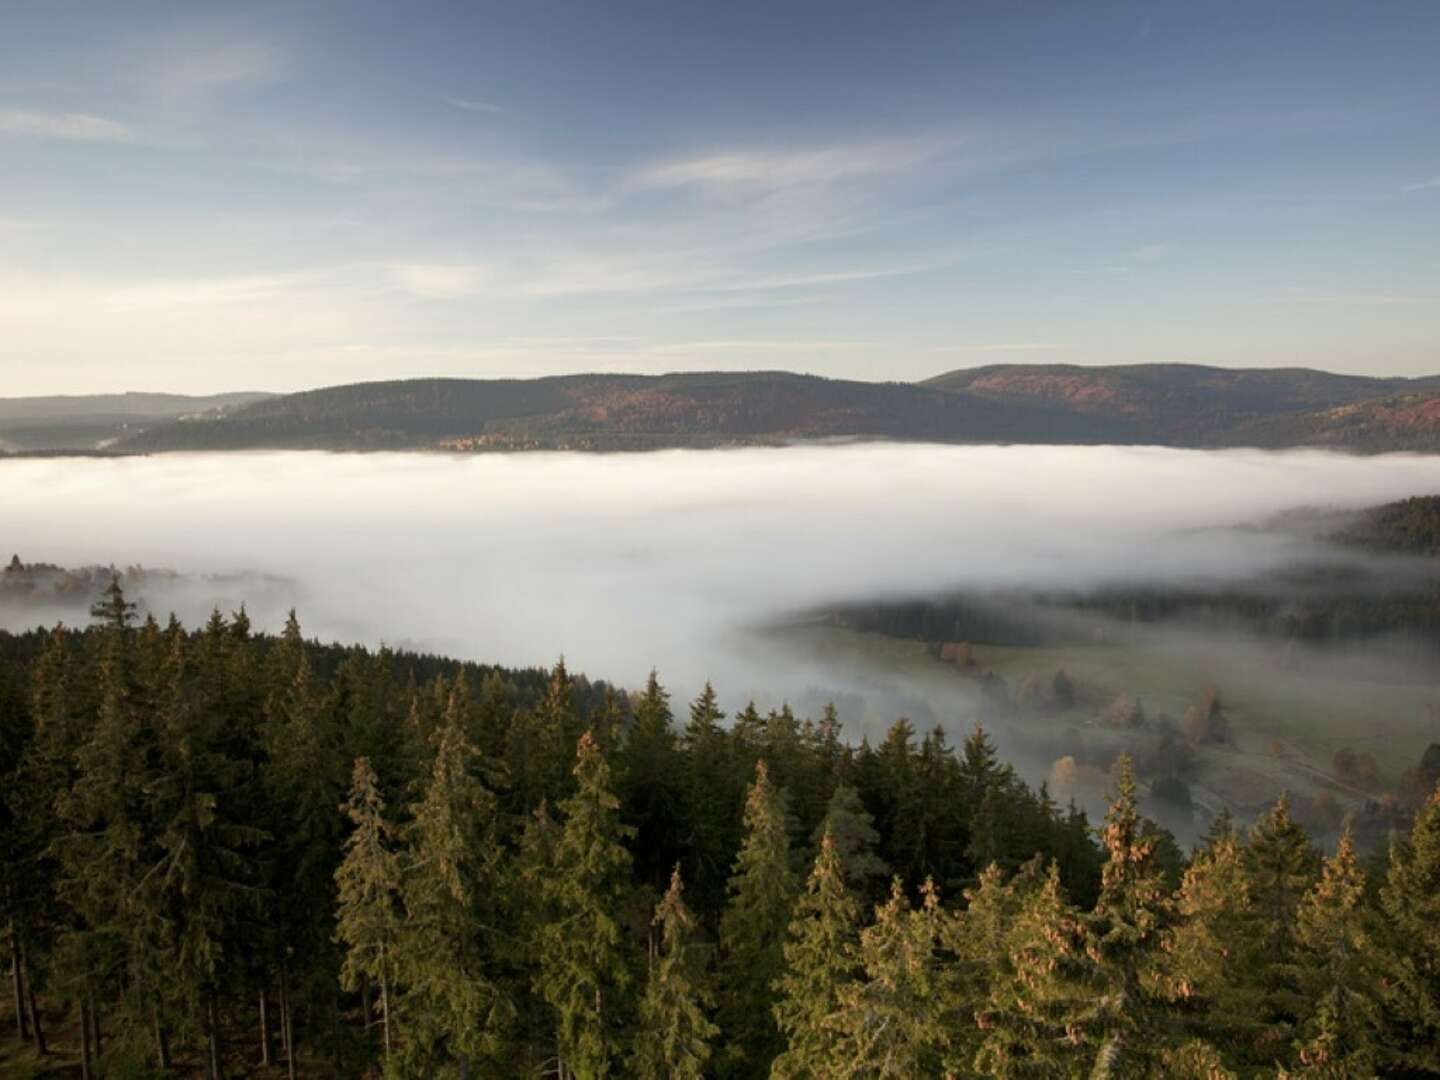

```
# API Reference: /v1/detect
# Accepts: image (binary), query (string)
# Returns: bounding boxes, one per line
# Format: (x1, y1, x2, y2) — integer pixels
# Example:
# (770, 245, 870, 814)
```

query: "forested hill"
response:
(0, 391, 272, 453)
(110, 364, 1440, 454)
(924, 362, 1440, 451)
(115, 371, 1120, 452)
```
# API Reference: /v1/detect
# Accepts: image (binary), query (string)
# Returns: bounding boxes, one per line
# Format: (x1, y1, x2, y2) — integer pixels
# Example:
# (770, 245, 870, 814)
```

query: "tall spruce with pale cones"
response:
(334, 756, 401, 1062)
(834, 878, 949, 1077)
(771, 831, 863, 1078)
(1087, 754, 1175, 1072)
(630, 866, 718, 1080)
(1378, 781, 1440, 1075)
(717, 760, 799, 1078)
(1289, 823, 1380, 1076)
(537, 731, 636, 1079)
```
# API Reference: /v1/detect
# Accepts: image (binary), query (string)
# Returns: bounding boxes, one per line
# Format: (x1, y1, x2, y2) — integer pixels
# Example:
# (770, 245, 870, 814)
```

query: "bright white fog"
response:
(5, 444, 1440, 720)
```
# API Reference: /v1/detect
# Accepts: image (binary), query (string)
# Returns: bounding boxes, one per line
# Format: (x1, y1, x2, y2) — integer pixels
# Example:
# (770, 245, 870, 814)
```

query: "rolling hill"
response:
(923, 363, 1440, 451)
(115, 371, 1124, 452)
(0, 391, 273, 453)
(10, 364, 1438, 455)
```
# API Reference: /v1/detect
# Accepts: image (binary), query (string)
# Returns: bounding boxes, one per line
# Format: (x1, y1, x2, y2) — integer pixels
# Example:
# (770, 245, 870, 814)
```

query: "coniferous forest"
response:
(4, 581, 1440, 1079)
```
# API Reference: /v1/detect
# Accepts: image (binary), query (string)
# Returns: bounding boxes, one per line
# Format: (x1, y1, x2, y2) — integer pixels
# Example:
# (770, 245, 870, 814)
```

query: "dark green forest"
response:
(4, 582, 1440, 1078)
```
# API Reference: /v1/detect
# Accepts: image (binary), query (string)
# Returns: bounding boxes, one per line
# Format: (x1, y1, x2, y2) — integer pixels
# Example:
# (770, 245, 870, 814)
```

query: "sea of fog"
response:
(5, 444, 1440, 731)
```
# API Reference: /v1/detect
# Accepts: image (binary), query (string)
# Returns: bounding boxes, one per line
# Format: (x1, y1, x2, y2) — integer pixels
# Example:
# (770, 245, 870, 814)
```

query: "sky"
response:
(0, 0, 1437, 395)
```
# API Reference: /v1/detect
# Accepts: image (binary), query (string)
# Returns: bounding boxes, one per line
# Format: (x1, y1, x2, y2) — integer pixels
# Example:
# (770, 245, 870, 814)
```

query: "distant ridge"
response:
(11, 364, 1440, 455)
(115, 371, 1123, 452)
(0, 391, 273, 453)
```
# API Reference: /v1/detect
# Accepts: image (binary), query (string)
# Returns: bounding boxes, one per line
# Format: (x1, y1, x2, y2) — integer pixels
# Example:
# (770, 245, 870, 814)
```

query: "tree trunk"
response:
(9, 925, 27, 1042)
(19, 943, 44, 1056)
(280, 956, 296, 1080)
(86, 980, 102, 1062)
(259, 984, 272, 1067)
(207, 992, 226, 1080)
(330, 987, 343, 1079)
(79, 999, 93, 1080)
(152, 998, 171, 1072)
(379, 948, 392, 1062)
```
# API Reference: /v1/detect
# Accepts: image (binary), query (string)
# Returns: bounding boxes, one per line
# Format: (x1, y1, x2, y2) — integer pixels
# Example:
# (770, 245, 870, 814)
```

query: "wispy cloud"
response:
(443, 96, 503, 115)
(630, 136, 951, 194)
(0, 106, 131, 142)
(1403, 176, 1440, 193)
(388, 262, 493, 300)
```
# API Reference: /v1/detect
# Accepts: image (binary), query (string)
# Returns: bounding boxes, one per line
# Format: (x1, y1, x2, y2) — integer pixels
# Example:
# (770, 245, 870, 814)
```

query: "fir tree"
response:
(630, 866, 719, 1080)
(394, 679, 513, 1075)
(1087, 755, 1174, 1071)
(771, 832, 863, 1078)
(334, 757, 402, 1062)
(1377, 780, 1440, 1075)
(1288, 823, 1380, 1075)
(834, 878, 949, 1078)
(976, 862, 1096, 1079)
(717, 760, 799, 1078)
(537, 731, 637, 1079)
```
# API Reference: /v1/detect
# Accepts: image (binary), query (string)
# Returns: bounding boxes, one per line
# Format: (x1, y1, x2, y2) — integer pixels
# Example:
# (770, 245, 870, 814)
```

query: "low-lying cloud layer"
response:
(5, 444, 1440, 714)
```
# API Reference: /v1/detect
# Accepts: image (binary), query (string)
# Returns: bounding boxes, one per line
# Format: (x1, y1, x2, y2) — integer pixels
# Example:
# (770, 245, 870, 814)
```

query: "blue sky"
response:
(1, 0, 1437, 393)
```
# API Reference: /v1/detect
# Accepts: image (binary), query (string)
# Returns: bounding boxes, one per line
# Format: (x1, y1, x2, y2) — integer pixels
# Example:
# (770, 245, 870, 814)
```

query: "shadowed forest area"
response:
(3, 581, 1440, 1078)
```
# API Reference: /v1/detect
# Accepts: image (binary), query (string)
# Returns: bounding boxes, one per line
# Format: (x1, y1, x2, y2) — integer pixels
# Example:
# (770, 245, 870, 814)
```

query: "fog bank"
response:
(4, 444, 1440, 723)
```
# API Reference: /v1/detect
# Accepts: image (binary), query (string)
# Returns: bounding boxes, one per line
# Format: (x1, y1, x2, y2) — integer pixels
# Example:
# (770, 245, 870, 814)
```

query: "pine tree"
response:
(334, 757, 402, 1063)
(680, 683, 735, 912)
(717, 760, 799, 1078)
(771, 832, 863, 1078)
(394, 679, 513, 1075)
(537, 731, 636, 1079)
(630, 866, 719, 1080)
(1377, 780, 1440, 1075)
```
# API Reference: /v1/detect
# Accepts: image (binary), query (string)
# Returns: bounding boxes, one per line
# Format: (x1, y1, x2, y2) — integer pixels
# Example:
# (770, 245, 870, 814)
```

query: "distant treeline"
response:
(3, 583, 1440, 1077)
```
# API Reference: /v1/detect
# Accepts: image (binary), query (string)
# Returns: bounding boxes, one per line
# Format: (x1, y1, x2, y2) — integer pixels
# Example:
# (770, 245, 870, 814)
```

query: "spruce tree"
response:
(1087, 755, 1174, 1072)
(537, 731, 636, 1079)
(811, 784, 888, 899)
(1377, 780, 1440, 1075)
(717, 760, 799, 1078)
(834, 878, 949, 1077)
(771, 832, 863, 1078)
(630, 866, 719, 1080)
(618, 671, 686, 891)
(394, 679, 512, 1075)
(1243, 793, 1319, 1049)
(334, 757, 402, 1063)
(1290, 824, 1380, 1077)
(976, 862, 1096, 1079)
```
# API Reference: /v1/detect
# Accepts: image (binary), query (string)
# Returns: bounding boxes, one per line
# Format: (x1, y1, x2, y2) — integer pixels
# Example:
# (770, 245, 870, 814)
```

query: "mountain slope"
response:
(0, 391, 273, 452)
(924, 363, 1440, 449)
(117, 371, 1125, 452)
